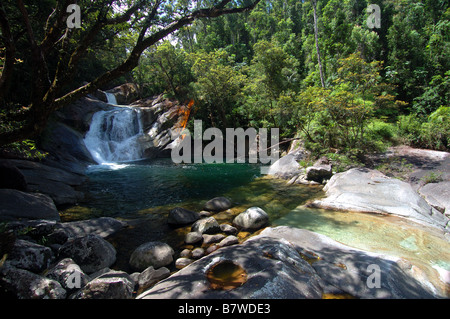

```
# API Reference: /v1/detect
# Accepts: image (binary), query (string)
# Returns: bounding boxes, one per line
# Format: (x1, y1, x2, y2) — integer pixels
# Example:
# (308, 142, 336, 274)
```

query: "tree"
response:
(312, 0, 325, 88)
(0, 0, 261, 146)
(189, 50, 246, 129)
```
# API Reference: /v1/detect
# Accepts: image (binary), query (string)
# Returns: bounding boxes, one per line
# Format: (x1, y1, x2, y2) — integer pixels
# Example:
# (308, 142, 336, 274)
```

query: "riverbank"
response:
(1, 108, 450, 298)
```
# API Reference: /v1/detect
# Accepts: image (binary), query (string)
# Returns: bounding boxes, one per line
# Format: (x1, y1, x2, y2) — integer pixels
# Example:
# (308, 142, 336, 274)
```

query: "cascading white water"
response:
(84, 106, 146, 164)
(105, 92, 118, 105)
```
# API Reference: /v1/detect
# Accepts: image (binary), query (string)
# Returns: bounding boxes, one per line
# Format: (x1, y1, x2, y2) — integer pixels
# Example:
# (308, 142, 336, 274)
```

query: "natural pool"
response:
(62, 158, 450, 294)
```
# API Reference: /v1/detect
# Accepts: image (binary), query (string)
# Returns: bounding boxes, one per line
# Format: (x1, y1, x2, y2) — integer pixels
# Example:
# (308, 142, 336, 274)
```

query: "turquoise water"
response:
(69, 158, 263, 219)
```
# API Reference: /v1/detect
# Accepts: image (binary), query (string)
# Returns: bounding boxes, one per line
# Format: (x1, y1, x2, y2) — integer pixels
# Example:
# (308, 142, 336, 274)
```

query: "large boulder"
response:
(3, 159, 86, 206)
(419, 181, 450, 216)
(267, 153, 302, 179)
(6, 239, 54, 273)
(311, 168, 449, 230)
(129, 241, 174, 271)
(58, 234, 117, 274)
(138, 226, 444, 299)
(71, 270, 135, 299)
(257, 226, 442, 298)
(0, 265, 66, 299)
(39, 121, 95, 174)
(137, 234, 324, 299)
(233, 207, 269, 230)
(306, 157, 333, 183)
(0, 189, 60, 221)
(46, 258, 90, 291)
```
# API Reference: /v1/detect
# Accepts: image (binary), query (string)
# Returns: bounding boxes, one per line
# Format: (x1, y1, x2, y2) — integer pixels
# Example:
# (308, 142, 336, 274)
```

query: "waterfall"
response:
(105, 92, 118, 105)
(84, 106, 146, 164)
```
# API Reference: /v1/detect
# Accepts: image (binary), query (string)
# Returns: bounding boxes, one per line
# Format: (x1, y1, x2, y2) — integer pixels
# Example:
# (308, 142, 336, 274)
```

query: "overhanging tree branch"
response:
(53, 0, 261, 108)
(0, 0, 262, 146)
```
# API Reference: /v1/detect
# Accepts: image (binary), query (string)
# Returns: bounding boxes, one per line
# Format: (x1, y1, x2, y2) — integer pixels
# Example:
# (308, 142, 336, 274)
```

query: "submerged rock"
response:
(204, 197, 233, 212)
(168, 207, 200, 226)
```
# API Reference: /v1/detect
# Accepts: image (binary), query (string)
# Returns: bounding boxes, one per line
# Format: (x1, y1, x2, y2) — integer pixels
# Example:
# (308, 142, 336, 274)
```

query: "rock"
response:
(191, 248, 205, 259)
(233, 207, 269, 230)
(56, 217, 128, 239)
(137, 233, 324, 299)
(6, 219, 57, 238)
(419, 181, 450, 216)
(202, 234, 226, 245)
(53, 96, 112, 133)
(58, 234, 117, 274)
(6, 239, 54, 273)
(46, 258, 90, 291)
(306, 157, 333, 183)
(205, 244, 219, 255)
(0, 189, 60, 222)
(267, 153, 302, 179)
(175, 257, 194, 269)
(0, 265, 66, 299)
(220, 224, 238, 235)
(129, 241, 174, 271)
(257, 226, 441, 298)
(179, 249, 191, 258)
(71, 270, 135, 299)
(185, 232, 203, 245)
(106, 83, 139, 105)
(204, 197, 233, 212)
(4, 159, 87, 206)
(40, 122, 95, 171)
(168, 207, 200, 226)
(138, 226, 444, 299)
(0, 162, 27, 191)
(310, 168, 449, 230)
(199, 211, 212, 217)
(137, 266, 170, 291)
(191, 217, 221, 234)
(218, 235, 239, 247)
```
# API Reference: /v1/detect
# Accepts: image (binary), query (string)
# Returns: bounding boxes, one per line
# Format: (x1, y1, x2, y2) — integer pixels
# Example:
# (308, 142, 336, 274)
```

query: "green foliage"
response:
(420, 171, 444, 184)
(2, 0, 448, 156)
(188, 50, 247, 129)
(397, 107, 450, 151)
(2, 139, 48, 160)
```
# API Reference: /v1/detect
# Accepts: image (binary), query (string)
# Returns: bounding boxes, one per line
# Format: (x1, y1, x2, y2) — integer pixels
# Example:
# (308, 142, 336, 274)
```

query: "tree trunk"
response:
(312, 0, 325, 88)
